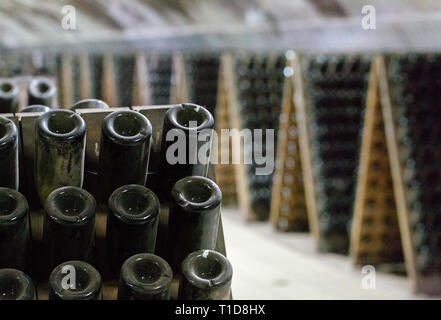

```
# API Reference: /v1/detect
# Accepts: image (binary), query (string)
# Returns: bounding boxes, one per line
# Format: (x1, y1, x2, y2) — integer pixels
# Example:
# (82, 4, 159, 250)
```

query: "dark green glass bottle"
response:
(21, 105, 50, 113)
(168, 176, 221, 272)
(179, 250, 232, 300)
(0, 269, 36, 300)
(0, 79, 19, 113)
(117, 253, 172, 300)
(107, 184, 160, 274)
(49, 260, 102, 300)
(43, 186, 96, 272)
(0, 116, 18, 189)
(0, 188, 30, 271)
(35, 109, 86, 205)
(70, 98, 109, 111)
(98, 110, 152, 204)
(28, 77, 56, 107)
(160, 103, 214, 197)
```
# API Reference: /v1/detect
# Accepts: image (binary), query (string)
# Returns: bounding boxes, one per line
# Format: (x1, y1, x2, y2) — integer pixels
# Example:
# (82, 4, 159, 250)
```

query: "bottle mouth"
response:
(71, 99, 109, 111)
(37, 110, 86, 141)
(0, 79, 19, 99)
(21, 105, 51, 113)
(0, 116, 18, 150)
(121, 253, 172, 294)
(0, 269, 35, 300)
(50, 261, 101, 300)
(46, 186, 96, 225)
(0, 188, 28, 224)
(109, 185, 159, 224)
(103, 110, 152, 145)
(167, 103, 214, 131)
(171, 176, 222, 211)
(182, 250, 232, 289)
(29, 77, 56, 99)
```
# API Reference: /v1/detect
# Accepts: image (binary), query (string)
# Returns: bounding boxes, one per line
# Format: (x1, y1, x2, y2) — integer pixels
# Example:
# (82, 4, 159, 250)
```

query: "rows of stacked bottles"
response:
(234, 53, 286, 220)
(302, 54, 371, 253)
(388, 53, 441, 288)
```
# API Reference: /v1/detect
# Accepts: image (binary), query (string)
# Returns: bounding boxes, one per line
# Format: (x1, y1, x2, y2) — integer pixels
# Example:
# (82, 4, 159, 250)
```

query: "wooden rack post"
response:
(350, 56, 405, 270)
(269, 53, 309, 232)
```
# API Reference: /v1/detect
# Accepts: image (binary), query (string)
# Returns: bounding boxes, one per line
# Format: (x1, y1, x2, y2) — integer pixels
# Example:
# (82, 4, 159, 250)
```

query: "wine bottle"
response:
(178, 250, 232, 300)
(27, 77, 56, 107)
(98, 110, 152, 204)
(160, 103, 214, 197)
(117, 253, 172, 300)
(0, 79, 19, 113)
(49, 260, 102, 300)
(106, 184, 159, 274)
(0, 116, 19, 189)
(35, 109, 86, 204)
(43, 186, 96, 271)
(0, 188, 30, 271)
(0, 269, 36, 300)
(168, 176, 221, 272)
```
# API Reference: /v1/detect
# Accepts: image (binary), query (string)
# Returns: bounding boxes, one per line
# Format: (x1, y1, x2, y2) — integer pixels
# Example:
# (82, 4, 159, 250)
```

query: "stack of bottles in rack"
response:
(147, 54, 173, 105)
(303, 54, 371, 253)
(0, 85, 232, 300)
(389, 53, 441, 278)
(185, 52, 220, 117)
(235, 53, 286, 220)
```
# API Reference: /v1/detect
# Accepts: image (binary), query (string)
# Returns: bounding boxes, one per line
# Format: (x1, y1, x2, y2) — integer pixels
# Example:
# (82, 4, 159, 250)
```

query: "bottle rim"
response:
(0, 268, 35, 300)
(71, 99, 109, 111)
(165, 103, 214, 132)
(28, 77, 56, 99)
(36, 109, 86, 142)
(102, 110, 152, 145)
(109, 184, 159, 224)
(0, 79, 19, 99)
(49, 260, 101, 300)
(181, 250, 232, 289)
(0, 116, 18, 150)
(21, 104, 51, 113)
(0, 187, 28, 225)
(45, 186, 96, 225)
(171, 176, 222, 211)
(121, 253, 173, 295)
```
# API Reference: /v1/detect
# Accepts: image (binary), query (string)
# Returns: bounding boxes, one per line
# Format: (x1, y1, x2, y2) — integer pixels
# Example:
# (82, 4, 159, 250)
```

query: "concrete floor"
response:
(221, 208, 433, 300)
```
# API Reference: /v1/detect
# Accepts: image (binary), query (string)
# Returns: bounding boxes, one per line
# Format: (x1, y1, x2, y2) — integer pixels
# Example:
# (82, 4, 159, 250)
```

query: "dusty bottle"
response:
(179, 250, 232, 300)
(21, 104, 51, 113)
(0, 188, 30, 271)
(0, 116, 19, 189)
(168, 176, 221, 272)
(117, 253, 172, 300)
(0, 79, 19, 113)
(35, 109, 86, 205)
(70, 98, 109, 111)
(107, 184, 160, 274)
(98, 110, 152, 203)
(0, 269, 36, 300)
(49, 260, 102, 300)
(160, 103, 214, 198)
(43, 186, 96, 272)
(28, 77, 56, 107)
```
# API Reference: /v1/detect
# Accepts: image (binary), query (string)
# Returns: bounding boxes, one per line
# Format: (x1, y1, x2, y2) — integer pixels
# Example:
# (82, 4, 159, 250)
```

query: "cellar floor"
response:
(221, 208, 433, 300)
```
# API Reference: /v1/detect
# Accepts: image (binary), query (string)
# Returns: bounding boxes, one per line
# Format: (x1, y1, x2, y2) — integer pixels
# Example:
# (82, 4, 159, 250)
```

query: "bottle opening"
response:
(47, 113, 76, 135)
(0, 193, 17, 216)
(0, 277, 23, 300)
(176, 105, 205, 128)
(68, 268, 90, 292)
(113, 113, 141, 137)
(54, 193, 86, 217)
(133, 260, 162, 284)
(0, 82, 13, 93)
(193, 256, 222, 280)
(182, 183, 212, 204)
(120, 191, 149, 216)
(37, 81, 50, 94)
